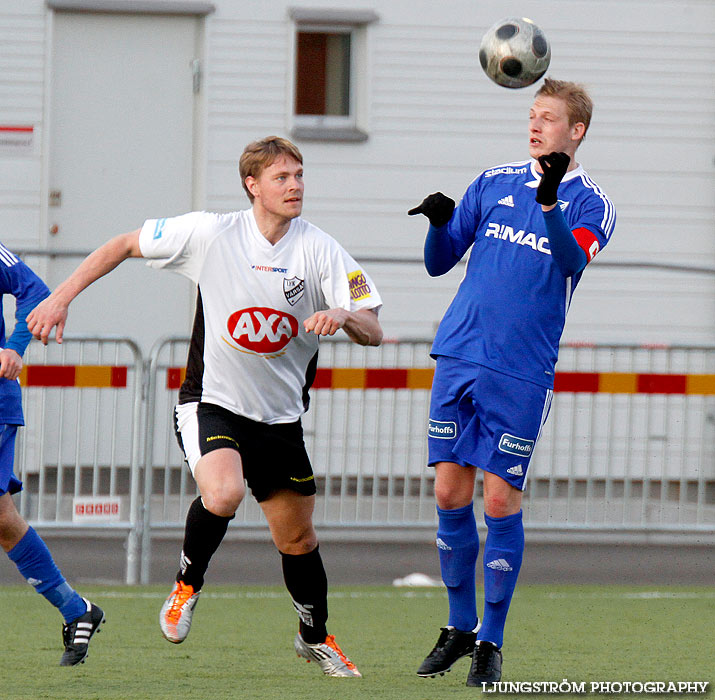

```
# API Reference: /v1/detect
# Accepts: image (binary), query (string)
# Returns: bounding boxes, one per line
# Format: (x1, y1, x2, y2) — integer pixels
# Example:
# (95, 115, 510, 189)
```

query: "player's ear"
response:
(571, 121, 586, 143)
(245, 176, 258, 199)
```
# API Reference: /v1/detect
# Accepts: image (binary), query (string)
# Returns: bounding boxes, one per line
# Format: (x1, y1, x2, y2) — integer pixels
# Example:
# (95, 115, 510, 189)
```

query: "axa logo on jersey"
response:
(226, 307, 299, 354)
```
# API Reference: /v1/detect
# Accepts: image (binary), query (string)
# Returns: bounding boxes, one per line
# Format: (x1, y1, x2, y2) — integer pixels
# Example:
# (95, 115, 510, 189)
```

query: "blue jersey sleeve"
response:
(569, 180, 616, 264)
(0, 246, 50, 356)
(423, 179, 482, 277)
(542, 206, 587, 277)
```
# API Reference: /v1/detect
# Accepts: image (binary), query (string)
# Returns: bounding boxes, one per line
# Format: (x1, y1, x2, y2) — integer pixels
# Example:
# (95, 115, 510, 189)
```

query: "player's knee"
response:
(201, 483, 244, 517)
(434, 482, 473, 510)
(483, 491, 515, 518)
(275, 527, 317, 555)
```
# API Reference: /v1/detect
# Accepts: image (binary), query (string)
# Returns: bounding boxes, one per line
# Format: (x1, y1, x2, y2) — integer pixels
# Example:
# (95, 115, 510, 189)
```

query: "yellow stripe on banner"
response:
(332, 368, 366, 389)
(599, 373, 638, 394)
(75, 365, 112, 387)
(18, 366, 28, 385)
(686, 374, 715, 395)
(407, 368, 434, 389)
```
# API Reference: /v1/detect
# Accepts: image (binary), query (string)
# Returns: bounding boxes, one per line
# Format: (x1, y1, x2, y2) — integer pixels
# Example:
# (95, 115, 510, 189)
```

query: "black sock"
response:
(281, 546, 328, 644)
(177, 496, 233, 590)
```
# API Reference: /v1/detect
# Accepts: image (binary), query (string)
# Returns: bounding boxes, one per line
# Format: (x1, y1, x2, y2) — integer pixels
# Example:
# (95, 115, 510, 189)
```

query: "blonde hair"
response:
(535, 78, 593, 140)
(239, 136, 304, 202)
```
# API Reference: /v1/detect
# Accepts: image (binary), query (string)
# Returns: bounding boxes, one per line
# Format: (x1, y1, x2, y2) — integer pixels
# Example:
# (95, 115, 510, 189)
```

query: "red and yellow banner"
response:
(165, 367, 715, 395)
(19, 365, 127, 388)
(17, 364, 715, 395)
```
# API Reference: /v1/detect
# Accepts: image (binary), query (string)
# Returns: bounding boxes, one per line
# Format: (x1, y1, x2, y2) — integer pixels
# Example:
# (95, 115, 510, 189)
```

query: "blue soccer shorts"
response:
(427, 356, 553, 490)
(0, 424, 22, 497)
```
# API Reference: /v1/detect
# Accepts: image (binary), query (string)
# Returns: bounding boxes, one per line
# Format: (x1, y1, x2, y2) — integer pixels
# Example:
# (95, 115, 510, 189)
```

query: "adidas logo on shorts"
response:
(506, 464, 524, 476)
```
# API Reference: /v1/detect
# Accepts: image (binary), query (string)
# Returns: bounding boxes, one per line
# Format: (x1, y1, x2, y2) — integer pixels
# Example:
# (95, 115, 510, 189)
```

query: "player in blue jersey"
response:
(408, 79, 616, 686)
(0, 242, 105, 665)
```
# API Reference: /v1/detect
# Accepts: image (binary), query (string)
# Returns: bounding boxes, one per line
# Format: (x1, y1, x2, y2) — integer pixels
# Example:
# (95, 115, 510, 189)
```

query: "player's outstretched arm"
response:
(303, 308, 382, 346)
(408, 193, 462, 276)
(27, 230, 143, 344)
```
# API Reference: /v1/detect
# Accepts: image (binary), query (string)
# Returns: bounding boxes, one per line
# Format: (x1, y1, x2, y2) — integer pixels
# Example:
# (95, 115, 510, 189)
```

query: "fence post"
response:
(124, 339, 144, 585)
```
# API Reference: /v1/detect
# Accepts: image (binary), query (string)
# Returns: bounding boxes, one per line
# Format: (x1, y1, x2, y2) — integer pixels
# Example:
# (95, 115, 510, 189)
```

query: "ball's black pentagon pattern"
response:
(501, 57, 523, 77)
(479, 48, 488, 70)
(532, 32, 548, 58)
(496, 23, 518, 40)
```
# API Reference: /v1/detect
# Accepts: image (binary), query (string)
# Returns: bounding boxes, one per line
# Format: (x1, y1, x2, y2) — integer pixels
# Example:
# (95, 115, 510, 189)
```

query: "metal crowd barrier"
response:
(15, 336, 715, 584)
(15, 336, 143, 584)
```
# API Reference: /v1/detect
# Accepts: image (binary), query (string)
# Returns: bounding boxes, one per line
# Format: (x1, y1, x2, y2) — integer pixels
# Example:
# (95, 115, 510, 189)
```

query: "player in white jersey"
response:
(28, 136, 383, 678)
(409, 80, 615, 686)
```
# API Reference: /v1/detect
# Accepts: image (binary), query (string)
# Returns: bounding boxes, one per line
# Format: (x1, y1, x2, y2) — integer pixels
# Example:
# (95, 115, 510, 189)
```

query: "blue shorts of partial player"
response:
(0, 424, 22, 497)
(427, 356, 553, 491)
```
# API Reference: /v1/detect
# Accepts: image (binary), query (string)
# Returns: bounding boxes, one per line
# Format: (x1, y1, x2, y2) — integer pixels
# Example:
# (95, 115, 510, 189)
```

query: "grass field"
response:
(4, 584, 713, 700)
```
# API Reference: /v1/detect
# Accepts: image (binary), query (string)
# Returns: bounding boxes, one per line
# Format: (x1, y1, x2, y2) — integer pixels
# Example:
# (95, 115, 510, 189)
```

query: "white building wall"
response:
(0, 1, 46, 249)
(0, 0, 713, 346)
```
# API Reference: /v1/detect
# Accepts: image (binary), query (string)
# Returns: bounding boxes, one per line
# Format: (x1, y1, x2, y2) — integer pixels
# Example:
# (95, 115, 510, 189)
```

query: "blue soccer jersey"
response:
(0, 242, 50, 424)
(431, 159, 616, 388)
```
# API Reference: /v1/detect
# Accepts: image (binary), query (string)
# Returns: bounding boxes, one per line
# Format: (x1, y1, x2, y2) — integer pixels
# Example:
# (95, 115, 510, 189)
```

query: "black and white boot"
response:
(60, 598, 105, 666)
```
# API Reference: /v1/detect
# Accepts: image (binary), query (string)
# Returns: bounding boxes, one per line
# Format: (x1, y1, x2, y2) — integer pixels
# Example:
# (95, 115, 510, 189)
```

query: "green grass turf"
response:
(3, 584, 713, 700)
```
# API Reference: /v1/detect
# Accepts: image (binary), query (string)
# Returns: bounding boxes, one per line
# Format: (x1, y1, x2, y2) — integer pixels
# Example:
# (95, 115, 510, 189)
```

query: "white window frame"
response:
(288, 8, 378, 142)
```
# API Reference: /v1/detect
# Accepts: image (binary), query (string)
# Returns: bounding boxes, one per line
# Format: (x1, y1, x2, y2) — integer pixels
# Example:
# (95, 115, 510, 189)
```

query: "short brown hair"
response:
(535, 78, 593, 140)
(239, 136, 303, 202)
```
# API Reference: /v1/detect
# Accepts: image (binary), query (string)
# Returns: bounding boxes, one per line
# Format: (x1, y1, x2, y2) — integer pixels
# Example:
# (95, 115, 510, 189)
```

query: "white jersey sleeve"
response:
(139, 212, 221, 283)
(310, 228, 382, 314)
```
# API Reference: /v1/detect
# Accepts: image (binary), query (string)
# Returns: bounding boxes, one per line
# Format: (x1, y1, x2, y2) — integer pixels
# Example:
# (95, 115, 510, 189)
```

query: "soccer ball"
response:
(479, 17, 551, 89)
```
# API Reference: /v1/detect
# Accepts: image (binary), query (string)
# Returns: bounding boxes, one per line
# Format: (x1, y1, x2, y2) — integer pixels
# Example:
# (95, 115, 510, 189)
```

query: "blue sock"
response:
(7, 528, 87, 623)
(436, 503, 479, 632)
(478, 510, 524, 648)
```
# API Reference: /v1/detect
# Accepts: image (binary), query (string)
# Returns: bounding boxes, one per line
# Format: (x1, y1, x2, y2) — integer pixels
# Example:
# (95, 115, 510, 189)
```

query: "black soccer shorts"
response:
(174, 401, 316, 502)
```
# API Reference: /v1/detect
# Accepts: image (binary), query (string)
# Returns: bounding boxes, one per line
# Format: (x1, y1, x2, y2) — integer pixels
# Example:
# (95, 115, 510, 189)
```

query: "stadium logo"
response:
(428, 419, 457, 440)
(484, 165, 528, 178)
(225, 307, 299, 355)
(348, 270, 371, 301)
(498, 433, 534, 456)
(485, 222, 551, 254)
(283, 276, 305, 306)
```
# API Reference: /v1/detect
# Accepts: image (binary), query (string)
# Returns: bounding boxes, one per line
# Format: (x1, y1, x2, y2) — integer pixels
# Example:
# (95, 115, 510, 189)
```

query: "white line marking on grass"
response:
(88, 590, 447, 600)
(545, 591, 715, 600)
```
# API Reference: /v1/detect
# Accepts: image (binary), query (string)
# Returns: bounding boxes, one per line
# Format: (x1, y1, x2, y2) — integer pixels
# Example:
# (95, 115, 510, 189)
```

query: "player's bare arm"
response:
(0, 348, 22, 381)
(27, 229, 143, 345)
(303, 308, 382, 346)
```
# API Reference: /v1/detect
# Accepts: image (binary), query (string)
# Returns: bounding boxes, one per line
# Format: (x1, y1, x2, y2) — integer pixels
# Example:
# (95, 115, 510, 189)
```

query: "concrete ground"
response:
(1, 534, 712, 587)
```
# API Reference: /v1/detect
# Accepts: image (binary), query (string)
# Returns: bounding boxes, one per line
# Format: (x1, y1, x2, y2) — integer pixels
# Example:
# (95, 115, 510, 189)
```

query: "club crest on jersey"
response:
(225, 307, 299, 355)
(283, 276, 305, 306)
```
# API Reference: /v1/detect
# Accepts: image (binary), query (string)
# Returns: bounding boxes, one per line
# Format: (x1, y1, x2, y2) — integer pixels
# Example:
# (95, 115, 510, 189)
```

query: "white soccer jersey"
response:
(139, 209, 382, 423)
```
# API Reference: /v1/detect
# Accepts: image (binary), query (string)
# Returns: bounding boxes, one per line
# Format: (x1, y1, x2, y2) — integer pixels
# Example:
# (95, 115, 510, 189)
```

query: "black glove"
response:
(535, 152, 571, 205)
(408, 192, 455, 227)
